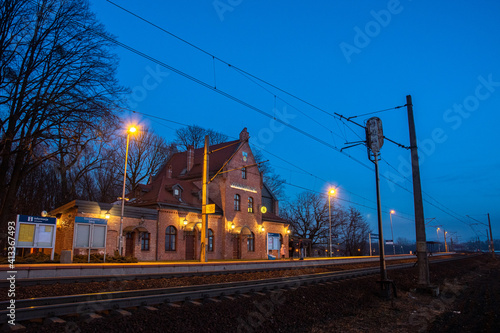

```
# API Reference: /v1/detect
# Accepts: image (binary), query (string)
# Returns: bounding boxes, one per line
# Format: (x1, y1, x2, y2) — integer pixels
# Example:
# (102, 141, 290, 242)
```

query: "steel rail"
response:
(0, 255, 434, 287)
(0, 254, 474, 324)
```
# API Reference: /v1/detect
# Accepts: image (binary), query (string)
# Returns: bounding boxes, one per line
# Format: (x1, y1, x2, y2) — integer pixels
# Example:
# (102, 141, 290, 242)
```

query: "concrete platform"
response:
(0, 254, 440, 280)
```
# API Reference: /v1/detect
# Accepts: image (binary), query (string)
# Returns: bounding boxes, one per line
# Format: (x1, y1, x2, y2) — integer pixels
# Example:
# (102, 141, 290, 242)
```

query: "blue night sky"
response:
(89, 0, 500, 244)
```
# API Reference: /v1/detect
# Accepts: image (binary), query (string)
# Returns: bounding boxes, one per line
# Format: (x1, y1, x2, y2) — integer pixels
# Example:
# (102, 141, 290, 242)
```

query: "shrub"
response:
(0, 252, 60, 264)
(72, 253, 138, 263)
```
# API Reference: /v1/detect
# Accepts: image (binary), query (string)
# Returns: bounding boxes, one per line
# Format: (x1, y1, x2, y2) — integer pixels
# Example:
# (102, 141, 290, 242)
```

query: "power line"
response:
(380, 157, 472, 227)
(129, 109, 417, 221)
(346, 105, 406, 120)
(47, 0, 470, 234)
(102, 0, 438, 223)
(105, 0, 406, 130)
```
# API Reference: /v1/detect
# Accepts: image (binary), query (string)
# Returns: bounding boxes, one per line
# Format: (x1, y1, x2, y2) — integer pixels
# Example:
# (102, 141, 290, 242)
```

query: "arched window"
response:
(234, 194, 240, 211)
(248, 197, 254, 213)
(208, 229, 214, 252)
(242, 167, 247, 179)
(247, 231, 255, 252)
(165, 226, 177, 251)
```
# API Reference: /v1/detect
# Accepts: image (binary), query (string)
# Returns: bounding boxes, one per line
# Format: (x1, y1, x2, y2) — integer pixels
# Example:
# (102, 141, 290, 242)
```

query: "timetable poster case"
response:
(73, 216, 108, 263)
(267, 232, 281, 251)
(15, 214, 57, 248)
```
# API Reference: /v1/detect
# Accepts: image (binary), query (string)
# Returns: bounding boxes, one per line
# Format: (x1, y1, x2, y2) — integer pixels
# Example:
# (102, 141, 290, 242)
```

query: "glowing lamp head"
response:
(231, 222, 235, 229)
(390, 210, 395, 214)
(128, 126, 137, 133)
(183, 218, 188, 226)
(328, 189, 336, 196)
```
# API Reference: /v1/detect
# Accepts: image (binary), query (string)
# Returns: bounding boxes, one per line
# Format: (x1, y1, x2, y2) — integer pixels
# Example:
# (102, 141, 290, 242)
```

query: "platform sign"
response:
(203, 204, 215, 214)
(74, 216, 108, 263)
(15, 214, 57, 260)
(386, 240, 394, 245)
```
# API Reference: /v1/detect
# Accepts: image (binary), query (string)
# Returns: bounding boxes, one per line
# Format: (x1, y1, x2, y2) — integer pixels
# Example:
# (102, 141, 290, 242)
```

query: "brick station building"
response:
(51, 128, 290, 261)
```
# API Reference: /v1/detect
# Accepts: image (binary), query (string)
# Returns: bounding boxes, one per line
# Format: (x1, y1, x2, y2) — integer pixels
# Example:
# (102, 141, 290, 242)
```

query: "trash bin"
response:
(268, 254, 276, 260)
(60, 250, 73, 263)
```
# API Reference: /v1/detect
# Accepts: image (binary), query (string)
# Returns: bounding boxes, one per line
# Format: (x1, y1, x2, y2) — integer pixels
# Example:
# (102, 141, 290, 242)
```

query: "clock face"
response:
(260, 206, 267, 214)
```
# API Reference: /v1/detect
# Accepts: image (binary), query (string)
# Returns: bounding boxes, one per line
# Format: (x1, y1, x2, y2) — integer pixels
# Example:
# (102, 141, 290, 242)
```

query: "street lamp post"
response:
(444, 231, 448, 252)
(119, 126, 137, 256)
(328, 189, 335, 258)
(389, 210, 396, 255)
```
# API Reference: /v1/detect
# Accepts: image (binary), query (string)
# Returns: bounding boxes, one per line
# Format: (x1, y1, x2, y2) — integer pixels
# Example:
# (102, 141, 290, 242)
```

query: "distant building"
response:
(50, 128, 290, 261)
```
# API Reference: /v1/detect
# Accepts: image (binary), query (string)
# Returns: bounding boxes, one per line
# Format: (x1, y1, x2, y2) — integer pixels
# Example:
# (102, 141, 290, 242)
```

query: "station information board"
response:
(267, 232, 281, 253)
(74, 216, 108, 263)
(15, 214, 57, 260)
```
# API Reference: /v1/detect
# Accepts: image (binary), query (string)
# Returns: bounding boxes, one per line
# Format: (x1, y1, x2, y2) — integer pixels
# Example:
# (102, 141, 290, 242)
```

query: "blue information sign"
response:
(17, 214, 56, 224)
(75, 216, 108, 225)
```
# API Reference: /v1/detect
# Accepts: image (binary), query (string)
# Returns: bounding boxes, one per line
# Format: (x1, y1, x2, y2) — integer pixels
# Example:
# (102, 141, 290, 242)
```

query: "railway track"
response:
(0, 255, 448, 287)
(0, 254, 473, 325)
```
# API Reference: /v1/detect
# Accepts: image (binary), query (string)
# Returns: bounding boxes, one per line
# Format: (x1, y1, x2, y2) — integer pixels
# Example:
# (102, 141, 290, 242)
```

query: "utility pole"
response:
(444, 230, 448, 252)
(369, 233, 372, 257)
(486, 229, 490, 252)
(488, 213, 495, 258)
(406, 95, 430, 287)
(200, 135, 209, 262)
(365, 117, 392, 297)
(373, 151, 387, 281)
(328, 194, 332, 257)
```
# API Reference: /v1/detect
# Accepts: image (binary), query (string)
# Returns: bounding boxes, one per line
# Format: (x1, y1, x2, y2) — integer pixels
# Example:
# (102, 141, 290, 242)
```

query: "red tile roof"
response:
(131, 139, 242, 211)
(154, 140, 241, 182)
(262, 211, 288, 224)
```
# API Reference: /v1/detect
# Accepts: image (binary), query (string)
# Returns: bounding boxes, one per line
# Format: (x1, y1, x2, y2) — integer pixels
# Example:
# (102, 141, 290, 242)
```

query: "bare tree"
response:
(174, 125, 228, 150)
(124, 127, 177, 193)
(78, 148, 121, 203)
(14, 151, 61, 215)
(281, 192, 330, 247)
(0, 0, 125, 244)
(253, 149, 285, 200)
(337, 207, 371, 256)
(51, 119, 117, 205)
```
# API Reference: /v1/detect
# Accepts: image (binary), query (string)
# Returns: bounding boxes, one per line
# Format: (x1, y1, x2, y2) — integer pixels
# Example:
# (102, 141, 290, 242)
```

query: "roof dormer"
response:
(165, 183, 184, 202)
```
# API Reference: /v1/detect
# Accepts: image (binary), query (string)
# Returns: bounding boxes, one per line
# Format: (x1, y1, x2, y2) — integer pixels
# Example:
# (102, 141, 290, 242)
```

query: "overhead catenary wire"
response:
(101, 1, 421, 208)
(105, 0, 407, 133)
(126, 108, 418, 222)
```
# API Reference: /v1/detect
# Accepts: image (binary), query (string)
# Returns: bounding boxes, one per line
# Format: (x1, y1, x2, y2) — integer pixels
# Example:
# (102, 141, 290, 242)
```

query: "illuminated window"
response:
(247, 232, 255, 252)
(248, 197, 254, 213)
(234, 194, 240, 211)
(242, 167, 247, 179)
(140, 232, 150, 251)
(165, 226, 176, 251)
(208, 229, 214, 252)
